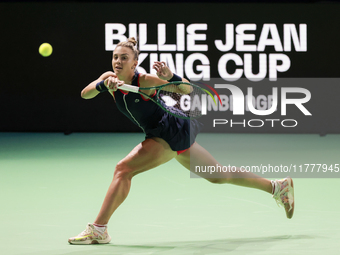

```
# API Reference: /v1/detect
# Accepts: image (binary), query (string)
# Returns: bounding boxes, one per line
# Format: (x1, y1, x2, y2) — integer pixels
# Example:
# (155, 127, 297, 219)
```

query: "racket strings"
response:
(158, 84, 205, 118)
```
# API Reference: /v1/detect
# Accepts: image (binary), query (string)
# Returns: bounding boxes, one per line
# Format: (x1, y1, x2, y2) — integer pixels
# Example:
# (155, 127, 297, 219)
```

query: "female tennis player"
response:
(68, 37, 294, 245)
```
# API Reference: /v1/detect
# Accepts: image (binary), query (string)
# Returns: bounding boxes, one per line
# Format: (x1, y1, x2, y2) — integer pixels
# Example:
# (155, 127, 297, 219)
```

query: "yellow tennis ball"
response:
(39, 43, 53, 57)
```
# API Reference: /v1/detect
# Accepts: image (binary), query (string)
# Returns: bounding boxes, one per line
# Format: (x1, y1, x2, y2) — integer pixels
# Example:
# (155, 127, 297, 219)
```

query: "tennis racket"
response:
(117, 81, 208, 119)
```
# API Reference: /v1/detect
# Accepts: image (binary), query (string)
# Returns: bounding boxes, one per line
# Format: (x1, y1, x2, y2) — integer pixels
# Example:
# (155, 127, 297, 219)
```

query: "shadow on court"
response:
(63, 235, 315, 255)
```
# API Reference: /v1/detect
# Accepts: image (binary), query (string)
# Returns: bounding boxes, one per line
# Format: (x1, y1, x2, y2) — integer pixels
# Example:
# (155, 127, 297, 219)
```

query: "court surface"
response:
(1, 132, 339, 255)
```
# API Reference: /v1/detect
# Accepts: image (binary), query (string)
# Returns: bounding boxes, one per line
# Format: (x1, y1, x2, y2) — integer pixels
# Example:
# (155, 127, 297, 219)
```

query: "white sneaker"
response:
(68, 223, 111, 244)
(272, 177, 295, 219)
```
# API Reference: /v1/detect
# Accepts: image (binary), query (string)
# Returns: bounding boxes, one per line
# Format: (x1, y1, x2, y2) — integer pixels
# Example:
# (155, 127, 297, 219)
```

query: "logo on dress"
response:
(135, 99, 139, 103)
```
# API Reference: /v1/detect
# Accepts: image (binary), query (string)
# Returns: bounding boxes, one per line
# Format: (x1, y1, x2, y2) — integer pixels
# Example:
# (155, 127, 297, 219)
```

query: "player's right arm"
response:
(81, 71, 117, 99)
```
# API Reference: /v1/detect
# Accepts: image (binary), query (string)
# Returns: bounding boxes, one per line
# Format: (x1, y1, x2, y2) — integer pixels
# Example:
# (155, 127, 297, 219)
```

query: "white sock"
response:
(93, 223, 107, 233)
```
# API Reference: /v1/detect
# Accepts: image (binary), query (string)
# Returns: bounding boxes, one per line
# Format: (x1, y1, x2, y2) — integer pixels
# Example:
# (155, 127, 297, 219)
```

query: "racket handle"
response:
(118, 84, 139, 93)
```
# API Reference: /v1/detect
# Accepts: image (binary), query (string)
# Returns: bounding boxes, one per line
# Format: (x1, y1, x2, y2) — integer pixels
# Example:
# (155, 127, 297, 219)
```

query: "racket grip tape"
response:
(118, 84, 140, 93)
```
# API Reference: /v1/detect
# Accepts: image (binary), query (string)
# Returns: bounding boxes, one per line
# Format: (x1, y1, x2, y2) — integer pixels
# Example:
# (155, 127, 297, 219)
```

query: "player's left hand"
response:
(153, 61, 173, 80)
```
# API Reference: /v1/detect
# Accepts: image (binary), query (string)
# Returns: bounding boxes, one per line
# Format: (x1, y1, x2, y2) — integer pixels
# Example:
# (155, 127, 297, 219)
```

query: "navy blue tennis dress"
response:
(112, 71, 202, 152)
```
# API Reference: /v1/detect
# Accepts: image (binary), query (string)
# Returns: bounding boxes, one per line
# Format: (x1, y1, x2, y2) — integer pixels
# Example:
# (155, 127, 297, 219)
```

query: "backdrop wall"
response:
(0, 2, 339, 133)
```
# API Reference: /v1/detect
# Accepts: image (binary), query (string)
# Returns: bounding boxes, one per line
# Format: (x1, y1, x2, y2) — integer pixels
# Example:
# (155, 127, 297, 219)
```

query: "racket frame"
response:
(117, 81, 207, 119)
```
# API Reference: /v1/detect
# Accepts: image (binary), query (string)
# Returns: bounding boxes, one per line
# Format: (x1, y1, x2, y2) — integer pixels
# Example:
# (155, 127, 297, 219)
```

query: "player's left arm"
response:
(152, 61, 189, 83)
(141, 61, 191, 94)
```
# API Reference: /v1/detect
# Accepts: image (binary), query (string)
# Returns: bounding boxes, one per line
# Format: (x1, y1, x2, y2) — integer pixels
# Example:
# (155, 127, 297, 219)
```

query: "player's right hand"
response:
(104, 76, 124, 91)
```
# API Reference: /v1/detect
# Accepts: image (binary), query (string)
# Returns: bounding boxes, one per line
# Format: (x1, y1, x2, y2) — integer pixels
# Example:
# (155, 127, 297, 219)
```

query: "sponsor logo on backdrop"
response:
(105, 23, 311, 128)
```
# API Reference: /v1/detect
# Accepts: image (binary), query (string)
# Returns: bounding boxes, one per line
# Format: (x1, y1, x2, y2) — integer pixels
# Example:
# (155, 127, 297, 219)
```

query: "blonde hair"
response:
(116, 37, 139, 60)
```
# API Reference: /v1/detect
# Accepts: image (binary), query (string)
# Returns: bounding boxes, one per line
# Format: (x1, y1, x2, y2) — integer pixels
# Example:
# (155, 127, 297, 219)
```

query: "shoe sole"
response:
(68, 237, 111, 245)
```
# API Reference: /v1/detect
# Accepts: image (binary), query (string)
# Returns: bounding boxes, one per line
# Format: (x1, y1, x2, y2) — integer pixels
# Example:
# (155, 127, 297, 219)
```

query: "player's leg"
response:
(94, 137, 177, 225)
(176, 142, 272, 192)
(68, 137, 177, 244)
(175, 142, 294, 218)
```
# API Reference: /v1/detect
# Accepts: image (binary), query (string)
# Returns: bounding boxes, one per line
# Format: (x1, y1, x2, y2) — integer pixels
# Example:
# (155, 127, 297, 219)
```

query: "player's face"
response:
(112, 46, 137, 76)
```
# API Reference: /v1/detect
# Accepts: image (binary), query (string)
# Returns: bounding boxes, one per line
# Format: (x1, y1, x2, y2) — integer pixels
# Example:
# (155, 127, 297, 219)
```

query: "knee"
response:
(114, 160, 134, 180)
